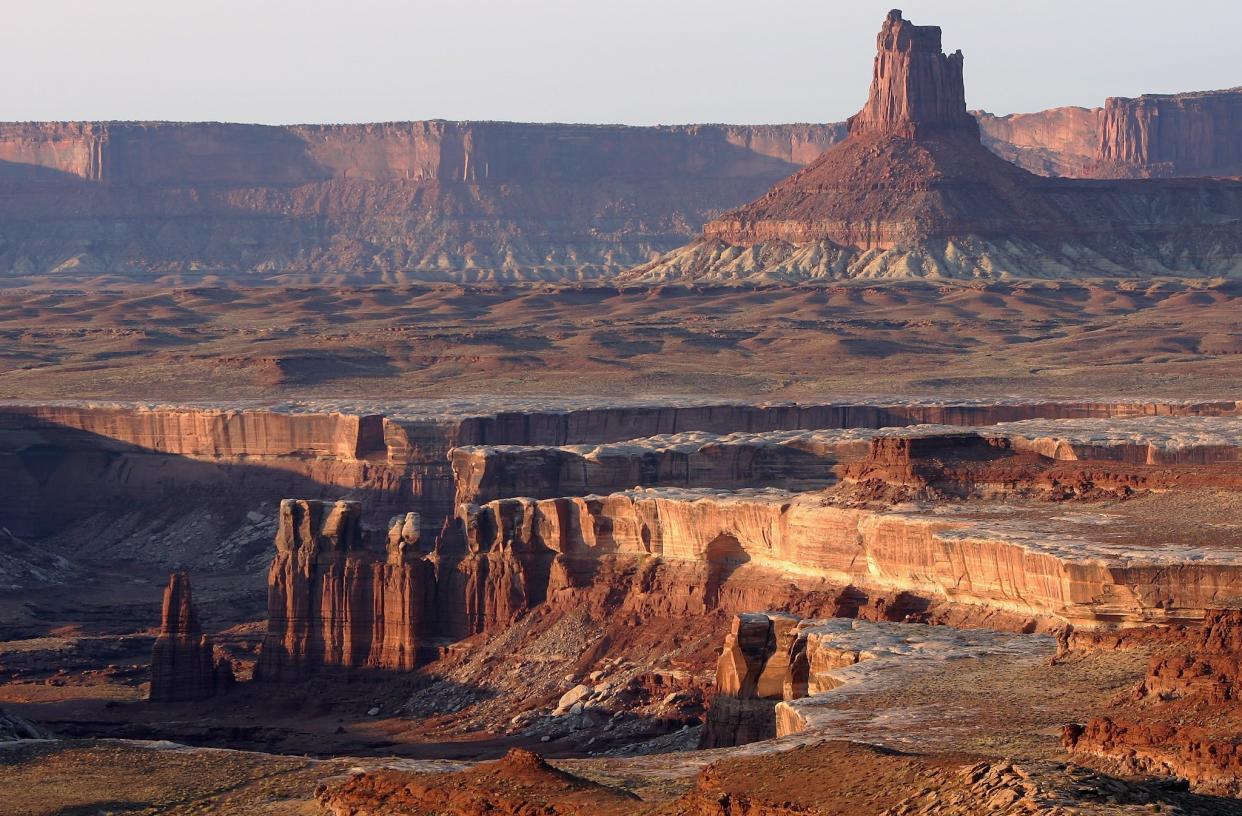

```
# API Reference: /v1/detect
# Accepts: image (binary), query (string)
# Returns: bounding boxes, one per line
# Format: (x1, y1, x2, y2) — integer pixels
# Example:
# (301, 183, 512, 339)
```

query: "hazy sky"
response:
(4, 1, 1238, 125)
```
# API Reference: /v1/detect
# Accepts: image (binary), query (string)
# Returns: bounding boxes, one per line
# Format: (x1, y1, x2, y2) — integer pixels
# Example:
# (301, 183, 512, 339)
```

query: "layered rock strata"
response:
(149, 572, 232, 702)
(450, 428, 873, 507)
(1094, 88, 1242, 178)
(452, 415, 1242, 507)
(0, 120, 850, 284)
(7, 398, 1228, 540)
(454, 488, 1242, 627)
(975, 87, 1242, 180)
(628, 11, 1242, 283)
(259, 408, 1242, 677)
(255, 501, 427, 680)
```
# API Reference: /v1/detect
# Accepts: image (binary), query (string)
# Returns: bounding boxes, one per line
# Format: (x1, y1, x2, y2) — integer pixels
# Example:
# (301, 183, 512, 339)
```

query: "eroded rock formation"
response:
(848, 11, 976, 139)
(1064, 610, 1242, 795)
(149, 572, 231, 702)
(698, 612, 793, 748)
(629, 11, 1242, 283)
(450, 488, 1242, 627)
(700, 613, 1046, 748)
(256, 501, 428, 680)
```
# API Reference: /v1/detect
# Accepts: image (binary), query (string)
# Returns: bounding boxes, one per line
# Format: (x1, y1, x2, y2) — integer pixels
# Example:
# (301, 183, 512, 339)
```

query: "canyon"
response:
(5, 7, 1242, 816)
(6, 394, 1242, 812)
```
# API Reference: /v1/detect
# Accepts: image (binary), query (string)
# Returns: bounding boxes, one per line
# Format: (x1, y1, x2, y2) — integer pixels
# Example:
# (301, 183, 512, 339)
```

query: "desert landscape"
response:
(2, 6, 1242, 815)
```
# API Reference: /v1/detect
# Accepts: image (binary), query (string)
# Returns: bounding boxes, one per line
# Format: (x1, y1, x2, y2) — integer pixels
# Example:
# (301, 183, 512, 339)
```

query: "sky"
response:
(3, 0, 1238, 125)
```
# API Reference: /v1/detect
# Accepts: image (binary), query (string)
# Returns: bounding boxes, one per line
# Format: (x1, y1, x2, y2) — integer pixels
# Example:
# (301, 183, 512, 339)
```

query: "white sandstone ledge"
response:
(2, 396, 1237, 423)
(770, 619, 1052, 749)
(456, 415, 1242, 462)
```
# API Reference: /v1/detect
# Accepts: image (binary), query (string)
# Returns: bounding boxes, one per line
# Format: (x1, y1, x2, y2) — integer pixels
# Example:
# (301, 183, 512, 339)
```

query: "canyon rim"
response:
(2, 6, 1242, 816)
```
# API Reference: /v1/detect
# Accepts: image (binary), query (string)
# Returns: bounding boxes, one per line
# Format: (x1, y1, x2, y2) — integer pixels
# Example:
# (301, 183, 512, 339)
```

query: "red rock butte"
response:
(847, 10, 976, 140)
(630, 10, 1242, 281)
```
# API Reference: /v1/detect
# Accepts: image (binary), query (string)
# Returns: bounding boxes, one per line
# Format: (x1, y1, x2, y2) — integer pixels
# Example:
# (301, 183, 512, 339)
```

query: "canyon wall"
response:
(975, 89, 1242, 179)
(0, 121, 846, 283)
(1, 83, 1239, 283)
(454, 489, 1242, 627)
(5, 400, 1233, 540)
(1094, 88, 1242, 178)
(3, 400, 1235, 540)
(975, 107, 1101, 176)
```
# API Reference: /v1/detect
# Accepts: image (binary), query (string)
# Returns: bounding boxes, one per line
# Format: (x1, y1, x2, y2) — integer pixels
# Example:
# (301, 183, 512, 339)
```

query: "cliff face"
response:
(255, 500, 428, 680)
(1094, 88, 1242, 178)
(976, 90, 1242, 180)
(0, 120, 847, 283)
(4, 399, 1235, 543)
(975, 107, 1101, 176)
(149, 572, 230, 702)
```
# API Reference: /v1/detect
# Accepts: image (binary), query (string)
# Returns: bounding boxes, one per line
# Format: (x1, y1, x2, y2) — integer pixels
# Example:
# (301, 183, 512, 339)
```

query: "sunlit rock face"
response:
(450, 483, 1242, 628)
(1065, 609, 1242, 796)
(256, 500, 429, 680)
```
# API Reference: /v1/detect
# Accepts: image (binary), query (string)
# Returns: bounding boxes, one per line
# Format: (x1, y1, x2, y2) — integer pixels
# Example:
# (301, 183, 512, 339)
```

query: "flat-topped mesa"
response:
(1094, 88, 1242, 177)
(149, 572, 232, 702)
(847, 10, 978, 140)
(256, 500, 430, 680)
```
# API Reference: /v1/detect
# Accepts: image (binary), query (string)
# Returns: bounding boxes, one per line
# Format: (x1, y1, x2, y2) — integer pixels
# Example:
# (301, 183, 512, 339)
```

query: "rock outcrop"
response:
(318, 747, 638, 816)
(1064, 609, 1242, 795)
(255, 501, 428, 680)
(698, 612, 798, 748)
(0, 707, 48, 741)
(149, 572, 231, 702)
(700, 613, 1047, 748)
(627, 11, 1242, 283)
(848, 11, 976, 139)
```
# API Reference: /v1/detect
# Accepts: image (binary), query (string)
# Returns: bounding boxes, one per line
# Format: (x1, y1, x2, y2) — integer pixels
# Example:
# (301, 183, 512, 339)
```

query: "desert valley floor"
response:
(3, 280, 1241, 402)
